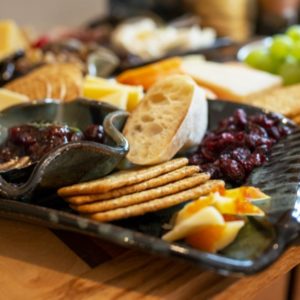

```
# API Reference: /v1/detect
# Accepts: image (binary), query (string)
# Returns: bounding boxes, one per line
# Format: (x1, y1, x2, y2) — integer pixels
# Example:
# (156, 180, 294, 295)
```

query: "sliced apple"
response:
(176, 188, 265, 222)
(185, 220, 245, 253)
(162, 186, 267, 252)
(214, 189, 265, 216)
(175, 195, 214, 224)
(223, 186, 270, 201)
(213, 220, 245, 252)
(162, 206, 224, 242)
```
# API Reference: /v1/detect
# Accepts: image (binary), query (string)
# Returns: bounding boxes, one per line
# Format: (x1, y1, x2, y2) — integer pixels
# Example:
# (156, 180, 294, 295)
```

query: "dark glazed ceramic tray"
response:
(0, 100, 299, 276)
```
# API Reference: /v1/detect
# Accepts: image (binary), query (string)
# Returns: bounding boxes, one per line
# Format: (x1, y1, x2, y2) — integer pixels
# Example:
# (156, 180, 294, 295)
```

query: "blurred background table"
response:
(1, 218, 299, 300)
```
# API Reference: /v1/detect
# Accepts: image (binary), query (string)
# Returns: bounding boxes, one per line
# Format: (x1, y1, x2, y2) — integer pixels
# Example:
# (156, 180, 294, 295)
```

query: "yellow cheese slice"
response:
(85, 75, 112, 85)
(99, 90, 128, 110)
(126, 86, 143, 112)
(84, 75, 143, 111)
(0, 88, 29, 110)
(83, 82, 121, 99)
(0, 19, 27, 60)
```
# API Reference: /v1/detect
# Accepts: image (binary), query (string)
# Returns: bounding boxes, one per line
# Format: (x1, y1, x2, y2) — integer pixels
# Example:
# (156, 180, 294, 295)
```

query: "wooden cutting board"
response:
(0, 218, 299, 300)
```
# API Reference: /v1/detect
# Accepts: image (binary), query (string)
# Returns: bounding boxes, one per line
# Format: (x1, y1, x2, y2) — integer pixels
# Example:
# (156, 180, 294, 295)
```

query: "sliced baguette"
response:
(123, 74, 208, 165)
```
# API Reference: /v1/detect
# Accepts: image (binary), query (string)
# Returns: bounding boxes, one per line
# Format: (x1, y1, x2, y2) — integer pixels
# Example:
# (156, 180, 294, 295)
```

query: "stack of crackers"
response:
(244, 83, 300, 125)
(58, 158, 224, 222)
(5, 63, 83, 101)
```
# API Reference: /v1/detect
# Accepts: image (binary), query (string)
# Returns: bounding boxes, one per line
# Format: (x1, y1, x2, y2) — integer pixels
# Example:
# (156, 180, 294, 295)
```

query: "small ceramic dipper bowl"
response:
(0, 98, 129, 199)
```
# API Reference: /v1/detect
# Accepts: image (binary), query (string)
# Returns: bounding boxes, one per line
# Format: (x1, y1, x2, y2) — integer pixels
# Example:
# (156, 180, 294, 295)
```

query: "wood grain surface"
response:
(0, 218, 299, 300)
(0, 219, 90, 300)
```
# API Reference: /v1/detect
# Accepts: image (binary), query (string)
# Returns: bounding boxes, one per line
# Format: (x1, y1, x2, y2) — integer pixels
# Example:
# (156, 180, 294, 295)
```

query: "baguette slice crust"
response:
(123, 74, 207, 165)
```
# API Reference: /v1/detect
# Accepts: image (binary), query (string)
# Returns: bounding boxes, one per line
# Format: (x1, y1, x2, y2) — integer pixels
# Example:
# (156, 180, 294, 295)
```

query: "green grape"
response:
(285, 55, 298, 64)
(278, 60, 300, 85)
(287, 25, 300, 41)
(244, 49, 275, 73)
(270, 58, 283, 74)
(270, 35, 293, 59)
(244, 49, 265, 67)
(290, 41, 300, 60)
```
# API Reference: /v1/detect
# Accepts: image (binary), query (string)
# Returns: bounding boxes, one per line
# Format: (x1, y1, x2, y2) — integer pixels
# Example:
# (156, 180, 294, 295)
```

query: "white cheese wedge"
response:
(181, 59, 282, 101)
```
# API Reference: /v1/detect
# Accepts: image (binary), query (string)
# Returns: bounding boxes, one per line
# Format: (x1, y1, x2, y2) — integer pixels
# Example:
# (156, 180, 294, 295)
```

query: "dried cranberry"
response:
(188, 108, 293, 185)
(248, 124, 268, 138)
(227, 124, 238, 132)
(235, 131, 246, 143)
(245, 133, 260, 148)
(84, 124, 105, 143)
(219, 158, 245, 184)
(242, 160, 255, 174)
(201, 147, 217, 161)
(69, 131, 83, 142)
(220, 132, 235, 142)
(217, 121, 237, 133)
(267, 126, 281, 141)
(189, 153, 205, 165)
(253, 114, 274, 128)
(256, 144, 271, 154)
(200, 163, 222, 179)
(0, 123, 105, 164)
(201, 137, 219, 150)
(230, 147, 251, 163)
(279, 125, 293, 137)
(219, 151, 232, 160)
(9, 126, 36, 145)
(233, 109, 247, 128)
(267, 112, 282, 124)
(250, 151, 267, 166)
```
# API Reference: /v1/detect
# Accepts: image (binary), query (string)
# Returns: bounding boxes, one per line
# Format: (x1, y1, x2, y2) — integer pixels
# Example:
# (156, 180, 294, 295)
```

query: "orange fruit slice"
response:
(117, 57, 183, 90)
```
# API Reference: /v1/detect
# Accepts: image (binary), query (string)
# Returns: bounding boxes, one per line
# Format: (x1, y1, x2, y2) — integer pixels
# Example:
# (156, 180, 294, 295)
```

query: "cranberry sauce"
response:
(0, 123, 105, 163)
(189, 109, 293, 185)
